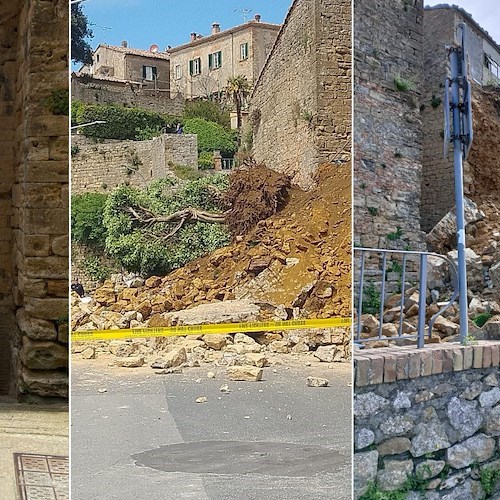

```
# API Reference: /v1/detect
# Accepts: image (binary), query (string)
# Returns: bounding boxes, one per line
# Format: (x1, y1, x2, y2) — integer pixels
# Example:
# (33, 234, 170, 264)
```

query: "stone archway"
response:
(0, 0, 68, 400)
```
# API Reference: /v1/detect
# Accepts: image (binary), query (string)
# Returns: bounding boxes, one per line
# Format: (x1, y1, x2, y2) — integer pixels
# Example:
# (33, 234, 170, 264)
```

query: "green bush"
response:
(82, 254, 112, 283)
(184, 100, 230, 128)
(198, 151, 214, 170)
(71, 192, 108, 248)
(183, 118, 238, 157)
(103, 176, 230, 275)
(72, 101, 181, 141)
(473, 312, 492, 328)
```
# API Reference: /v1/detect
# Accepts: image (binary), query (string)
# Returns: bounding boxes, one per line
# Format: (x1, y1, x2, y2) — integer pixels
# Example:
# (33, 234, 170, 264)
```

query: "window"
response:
(96, 54, 100, 63)
(484, 53, 500, 79)
(142, 65, 157, 81)
(189, 57, 201, 76)
(174, 64, 182, 80)
(208, 51, 222, 70)
(240, 42, 249, 60)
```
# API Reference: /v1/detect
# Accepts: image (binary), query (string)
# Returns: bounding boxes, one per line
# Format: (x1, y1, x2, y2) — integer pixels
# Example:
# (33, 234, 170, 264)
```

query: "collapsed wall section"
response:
(354, 0, 425, 251)
(251, 0, 351, 190)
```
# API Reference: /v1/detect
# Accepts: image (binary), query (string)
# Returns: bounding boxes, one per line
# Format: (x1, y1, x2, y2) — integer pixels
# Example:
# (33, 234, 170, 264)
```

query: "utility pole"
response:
(444, 23, 473, 345)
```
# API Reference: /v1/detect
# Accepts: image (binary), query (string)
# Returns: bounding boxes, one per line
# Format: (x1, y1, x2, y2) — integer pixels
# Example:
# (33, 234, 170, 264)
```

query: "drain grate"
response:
(14, 453, 69, 500)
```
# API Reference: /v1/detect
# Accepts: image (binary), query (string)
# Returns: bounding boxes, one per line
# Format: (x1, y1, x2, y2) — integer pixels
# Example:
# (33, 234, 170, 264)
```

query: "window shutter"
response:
(152, 67, 157, 79)
(189, 60, 193, 76)
(218, 51, 222, 67)
(197, 57, 201, 73)
(142, 65, 147, 78)
(208, 53, 213, 70)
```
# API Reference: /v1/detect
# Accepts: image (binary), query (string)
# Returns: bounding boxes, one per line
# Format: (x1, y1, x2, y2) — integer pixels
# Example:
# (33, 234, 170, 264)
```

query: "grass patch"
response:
(172, 164, 205, 181)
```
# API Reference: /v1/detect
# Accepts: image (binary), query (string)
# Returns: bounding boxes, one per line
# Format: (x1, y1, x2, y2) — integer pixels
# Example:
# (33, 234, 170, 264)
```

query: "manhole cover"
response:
(132, 441, 344, 477)
(14, 453, 69, 500)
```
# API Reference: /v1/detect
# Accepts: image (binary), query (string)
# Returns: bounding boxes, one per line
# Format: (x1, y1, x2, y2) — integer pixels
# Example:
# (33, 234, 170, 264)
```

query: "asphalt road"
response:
(71, 359, 352, 500)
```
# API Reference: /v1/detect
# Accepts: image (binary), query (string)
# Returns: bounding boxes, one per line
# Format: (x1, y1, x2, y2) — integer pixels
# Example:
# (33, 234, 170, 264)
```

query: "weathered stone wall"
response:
(251, 0, 351, 189)
(354, 343, 500, 499)
(421, 8, 455, 233)
(354, 0, 425, 250)
(421, 7, 500, 231)
(9, 0, 69, 399)
(0, 2, 20, 394)
(71, 134, 197, 194)
(71, 74, 185, 115)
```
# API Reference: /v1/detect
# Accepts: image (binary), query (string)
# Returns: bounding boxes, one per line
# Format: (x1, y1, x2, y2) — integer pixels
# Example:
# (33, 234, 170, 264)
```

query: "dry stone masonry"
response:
(354, 343, 500, 499)
(71, 133, 198, 194)
(0, 0, 68, 399)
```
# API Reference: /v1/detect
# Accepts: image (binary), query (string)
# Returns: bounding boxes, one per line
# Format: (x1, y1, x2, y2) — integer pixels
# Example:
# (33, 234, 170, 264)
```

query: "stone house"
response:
(0, 0, 68, 399)
(421, 5, 500, 231)
(81, 43, 171, 91)
(167, 16, 280, 100)
(251, 0, 351, 189)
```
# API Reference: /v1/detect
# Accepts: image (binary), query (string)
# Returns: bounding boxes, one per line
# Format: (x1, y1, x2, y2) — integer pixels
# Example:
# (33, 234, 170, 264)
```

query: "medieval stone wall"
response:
(71, 74, 185, 115)
(354, 0, 425, 251)
(420, 8, 455, 233)
(251, 0, 351, 190)
(354, 343, 500, 499)
(71, 134, 197, 194)
(0, 3, 20, 394)
(8, 0, 69, 399)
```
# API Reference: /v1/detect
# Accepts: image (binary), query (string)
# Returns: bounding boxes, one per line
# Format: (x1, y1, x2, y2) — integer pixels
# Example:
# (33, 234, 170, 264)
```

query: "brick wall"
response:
(251, 0, 351, 189)
(354, 0, 425, 251)
(9, 0, 69, 399)
(72, 74, 185, 115)
(354, 342, 500, 498)
(71, 134, 198, 194)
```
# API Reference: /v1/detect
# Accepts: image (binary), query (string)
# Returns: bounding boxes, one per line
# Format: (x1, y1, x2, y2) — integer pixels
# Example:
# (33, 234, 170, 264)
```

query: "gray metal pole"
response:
(449, 48, 468, 344)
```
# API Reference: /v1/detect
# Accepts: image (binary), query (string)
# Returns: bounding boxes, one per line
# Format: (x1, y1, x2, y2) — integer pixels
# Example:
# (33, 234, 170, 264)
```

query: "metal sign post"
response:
(444, 24, 473, 345)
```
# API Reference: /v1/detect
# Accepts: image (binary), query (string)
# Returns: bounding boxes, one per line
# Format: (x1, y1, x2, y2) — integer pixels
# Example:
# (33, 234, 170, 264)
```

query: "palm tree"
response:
(224, 75, 251, 135)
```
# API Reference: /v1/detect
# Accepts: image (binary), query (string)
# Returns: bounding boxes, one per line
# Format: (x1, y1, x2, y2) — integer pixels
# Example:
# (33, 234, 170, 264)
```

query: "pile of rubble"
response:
(72, 162, 351, 366)
(72, 321, 348, 379)
(358, 87, 500, 346)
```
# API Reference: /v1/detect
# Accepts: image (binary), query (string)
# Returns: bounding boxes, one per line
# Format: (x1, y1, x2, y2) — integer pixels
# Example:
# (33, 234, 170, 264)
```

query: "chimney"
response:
(211, 22, 221, 35)
(254, 14, 261, 22)
(190, 32, 197, 42)
(121, 40, 128, 48)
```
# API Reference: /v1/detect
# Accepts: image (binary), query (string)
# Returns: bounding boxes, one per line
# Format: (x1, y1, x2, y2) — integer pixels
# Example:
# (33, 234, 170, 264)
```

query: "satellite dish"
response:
(149, 44, 159, 53)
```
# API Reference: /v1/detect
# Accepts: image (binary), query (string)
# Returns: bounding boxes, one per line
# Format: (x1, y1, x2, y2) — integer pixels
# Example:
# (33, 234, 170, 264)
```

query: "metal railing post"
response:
(417, 254, 428, 348)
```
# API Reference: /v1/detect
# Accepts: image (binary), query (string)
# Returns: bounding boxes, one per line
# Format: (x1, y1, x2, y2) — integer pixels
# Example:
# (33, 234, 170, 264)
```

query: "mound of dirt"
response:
(224, 164, 290, 236)
(464, 86, 500, 260)
(72, 161, 351, 330)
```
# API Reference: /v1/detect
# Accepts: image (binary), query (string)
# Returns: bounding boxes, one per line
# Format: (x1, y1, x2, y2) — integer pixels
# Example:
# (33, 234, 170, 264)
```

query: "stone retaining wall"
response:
(72, 74, 185, 115)
(354, 342, 500, 499)
(71, 134, 197, 194)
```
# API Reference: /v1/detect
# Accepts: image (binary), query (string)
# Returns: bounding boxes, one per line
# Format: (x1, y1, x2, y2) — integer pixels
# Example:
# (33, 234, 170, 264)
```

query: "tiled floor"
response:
(14, 454, 69, 500)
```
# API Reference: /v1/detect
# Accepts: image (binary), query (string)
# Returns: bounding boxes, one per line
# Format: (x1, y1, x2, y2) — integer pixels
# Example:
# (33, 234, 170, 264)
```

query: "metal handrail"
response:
(354, 248, 460, 348)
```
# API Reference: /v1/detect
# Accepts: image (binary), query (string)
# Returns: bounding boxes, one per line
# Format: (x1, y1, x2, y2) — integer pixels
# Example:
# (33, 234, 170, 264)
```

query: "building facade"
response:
(81, 43, 171, 91)
(421, 5, 500, 231)
(167, 16, 280, 99)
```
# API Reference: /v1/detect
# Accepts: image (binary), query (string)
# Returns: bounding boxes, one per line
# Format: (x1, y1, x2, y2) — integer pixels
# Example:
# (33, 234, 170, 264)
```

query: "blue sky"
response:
(424, 1, 500, 44)
(80, 0, 291, 53)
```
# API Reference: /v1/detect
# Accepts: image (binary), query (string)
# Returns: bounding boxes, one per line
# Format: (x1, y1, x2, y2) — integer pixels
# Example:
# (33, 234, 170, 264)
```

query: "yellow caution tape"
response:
(71, 317, 352, 342)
